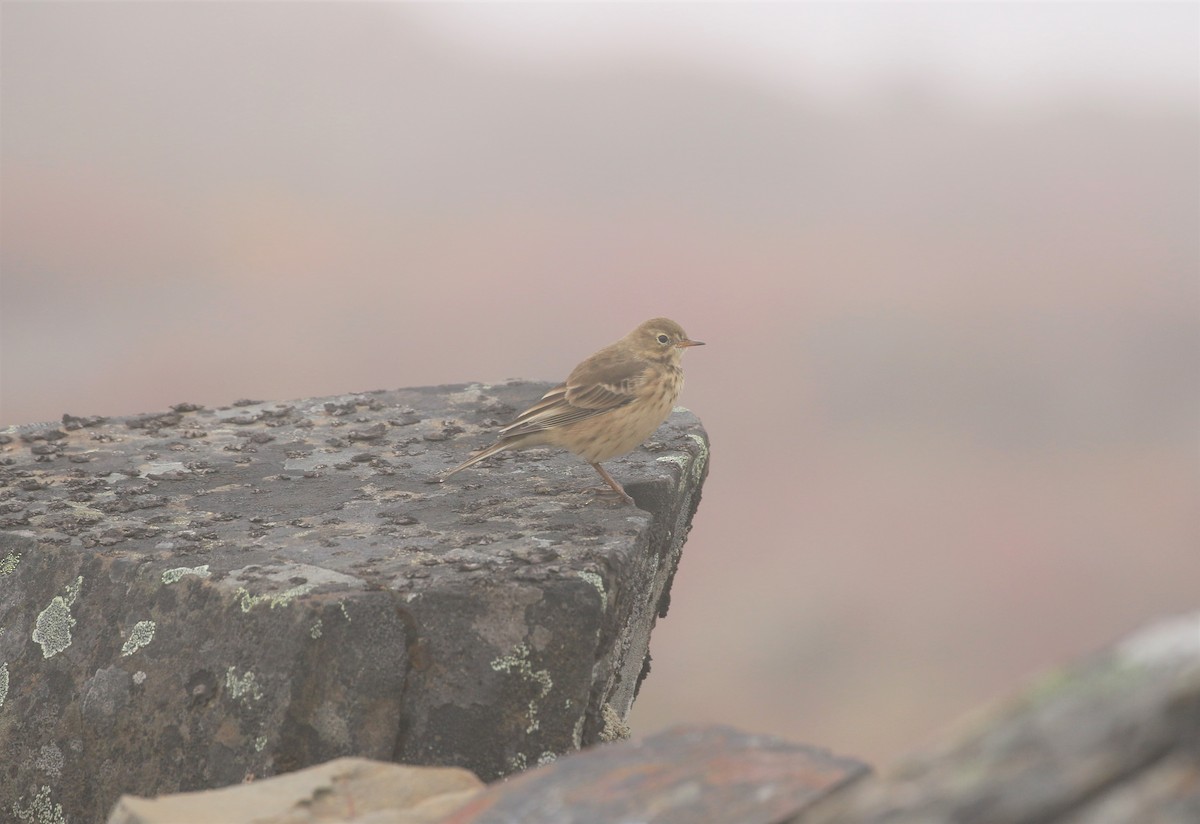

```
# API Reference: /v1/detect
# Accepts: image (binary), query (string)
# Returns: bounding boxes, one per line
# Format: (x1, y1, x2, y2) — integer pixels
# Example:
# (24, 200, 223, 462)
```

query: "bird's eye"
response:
(656, 334, 670, 345)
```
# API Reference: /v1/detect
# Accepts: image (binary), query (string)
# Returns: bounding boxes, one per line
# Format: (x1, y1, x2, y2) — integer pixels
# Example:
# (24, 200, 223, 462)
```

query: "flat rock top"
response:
(0, 382, 708, 595)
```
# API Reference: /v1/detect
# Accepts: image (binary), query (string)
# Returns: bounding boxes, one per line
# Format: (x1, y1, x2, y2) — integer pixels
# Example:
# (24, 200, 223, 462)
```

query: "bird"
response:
(439, 318, 704, 503)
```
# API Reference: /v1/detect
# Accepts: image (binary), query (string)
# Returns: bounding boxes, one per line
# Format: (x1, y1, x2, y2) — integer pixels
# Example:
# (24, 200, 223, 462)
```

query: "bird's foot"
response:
(578, 485, 635, 505)
(587, 463, 636, 505)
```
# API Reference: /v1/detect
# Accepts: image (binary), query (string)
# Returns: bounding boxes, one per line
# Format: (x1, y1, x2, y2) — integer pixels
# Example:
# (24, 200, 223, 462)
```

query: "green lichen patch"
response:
(491, 643, 553, 734)
(234, 582, 315, 612)
(0, 551, 20, 576)
(0, 662, 8, 709)
(576, 571, 607, 611)
(225, 666, 263, 703)
(686, 433, 710, 478)
(310, 618, 323, 639)
(120, 621, 156, 657)
(31, 577, 83, 659)
(161, 564, 211, 585)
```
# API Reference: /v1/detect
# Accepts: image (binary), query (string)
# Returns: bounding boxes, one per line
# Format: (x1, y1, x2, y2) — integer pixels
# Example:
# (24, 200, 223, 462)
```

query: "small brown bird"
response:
(441, 318, 704, 503)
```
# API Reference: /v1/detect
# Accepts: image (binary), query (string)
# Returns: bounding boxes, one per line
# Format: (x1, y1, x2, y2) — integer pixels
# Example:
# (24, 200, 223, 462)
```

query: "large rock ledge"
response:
(0, 382, 709, 823)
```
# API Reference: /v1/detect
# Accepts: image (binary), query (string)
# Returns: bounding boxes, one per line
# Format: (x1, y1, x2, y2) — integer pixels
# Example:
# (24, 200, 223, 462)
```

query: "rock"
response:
(794, 612, 1200, 824)
(106, 756, 483, 824)
(442, 725, 869, 824)
(0, 382, 709, 823)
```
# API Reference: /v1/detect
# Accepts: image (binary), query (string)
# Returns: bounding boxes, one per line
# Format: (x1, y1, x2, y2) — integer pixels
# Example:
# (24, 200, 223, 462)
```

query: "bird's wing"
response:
(500, 354, 650, 438)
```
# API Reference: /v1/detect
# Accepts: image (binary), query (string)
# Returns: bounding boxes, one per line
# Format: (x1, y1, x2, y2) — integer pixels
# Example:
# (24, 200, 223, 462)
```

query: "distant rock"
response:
(797, 612, 1200, 824)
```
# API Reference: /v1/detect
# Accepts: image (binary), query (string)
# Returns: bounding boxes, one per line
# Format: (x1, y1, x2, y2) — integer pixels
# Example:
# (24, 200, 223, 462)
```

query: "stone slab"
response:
(106, 756, 483, 824)
(0, 382, 709, 823)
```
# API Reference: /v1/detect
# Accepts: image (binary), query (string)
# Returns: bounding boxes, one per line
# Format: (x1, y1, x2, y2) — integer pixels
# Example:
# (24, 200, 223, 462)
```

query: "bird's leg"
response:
(590, 463, 635, 504)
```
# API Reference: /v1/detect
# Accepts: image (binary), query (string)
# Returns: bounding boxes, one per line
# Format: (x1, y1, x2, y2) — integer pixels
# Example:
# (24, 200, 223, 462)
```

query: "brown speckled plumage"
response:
(441, 318, 703, 503)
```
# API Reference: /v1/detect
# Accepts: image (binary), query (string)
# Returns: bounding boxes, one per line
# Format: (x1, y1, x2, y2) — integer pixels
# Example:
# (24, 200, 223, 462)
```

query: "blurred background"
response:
(2, 3, 1197, 766)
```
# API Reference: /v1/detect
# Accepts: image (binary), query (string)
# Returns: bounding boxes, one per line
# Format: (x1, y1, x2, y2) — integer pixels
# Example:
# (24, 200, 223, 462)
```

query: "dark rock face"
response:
(0, 383, 709, 823)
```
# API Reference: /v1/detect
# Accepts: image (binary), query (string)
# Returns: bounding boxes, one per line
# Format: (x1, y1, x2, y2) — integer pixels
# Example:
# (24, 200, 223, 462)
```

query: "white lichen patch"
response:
(0, 551, 20, 576)
(120, 621, 156, 657)
(11, 785, 66, 824)
(283, 455, 325, 472)
(491, 643, 553, 734)
(313, 702, 351, 747)
(162, 564, 211, 585)
(654, 433, 708, 489)
(254, 735, 268, 752)
(310, 618, 323, 639)
(572, 712, 586, 749)
(34, 744, 64, 779)
(447, 384, 489, 406)
(32, 576, 83, 659)
(576, 571, 608, 611)
(536, 751, 557, 767)
(655, 454, 691, 491)
(138, 460, 190, 478)
(225, 667, 264, 702)
(0, 662, 8, 709)
(599, 702, 631, 742)
(66, 500, 106, 517)
(133, 671, 147, 685)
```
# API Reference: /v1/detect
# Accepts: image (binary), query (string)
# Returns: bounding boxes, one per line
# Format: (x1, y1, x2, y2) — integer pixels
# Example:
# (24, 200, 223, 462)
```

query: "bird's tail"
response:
(439, 440, 511, 479)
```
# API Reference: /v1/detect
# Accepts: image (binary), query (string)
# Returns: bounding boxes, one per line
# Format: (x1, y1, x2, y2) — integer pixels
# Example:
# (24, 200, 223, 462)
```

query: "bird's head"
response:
(631, 318, 704, 363)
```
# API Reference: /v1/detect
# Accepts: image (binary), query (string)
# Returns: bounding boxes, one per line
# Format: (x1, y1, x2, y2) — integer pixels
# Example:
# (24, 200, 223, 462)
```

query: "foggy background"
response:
(2, 3, 1197, 766)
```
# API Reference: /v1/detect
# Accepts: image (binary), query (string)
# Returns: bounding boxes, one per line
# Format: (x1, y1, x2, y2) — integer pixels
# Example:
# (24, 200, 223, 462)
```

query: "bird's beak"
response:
(676, 339, 705, 348)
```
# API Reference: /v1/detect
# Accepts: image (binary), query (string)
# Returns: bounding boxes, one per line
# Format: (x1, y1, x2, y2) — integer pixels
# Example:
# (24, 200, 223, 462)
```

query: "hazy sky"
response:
(412, 3, 1198, 107)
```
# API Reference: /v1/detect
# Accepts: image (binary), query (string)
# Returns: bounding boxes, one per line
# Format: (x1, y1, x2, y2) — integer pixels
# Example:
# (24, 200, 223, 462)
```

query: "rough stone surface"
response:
(0, 383, 709, 823)
(442, 725, 869, 824)
(106, 756, 483, 824)
(794, 612, 1200, 824)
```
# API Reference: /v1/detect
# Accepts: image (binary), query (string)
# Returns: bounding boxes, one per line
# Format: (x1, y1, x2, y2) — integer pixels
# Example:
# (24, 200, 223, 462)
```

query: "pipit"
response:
(440, 318, 704, 503)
